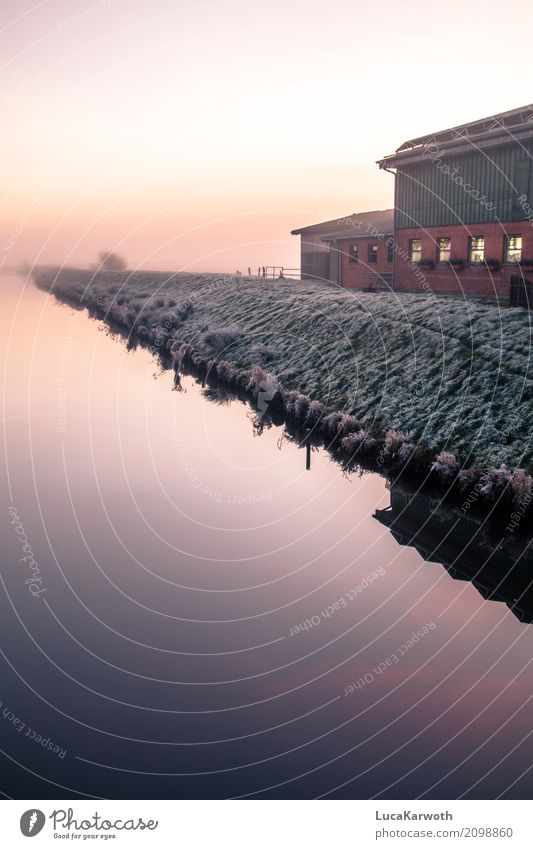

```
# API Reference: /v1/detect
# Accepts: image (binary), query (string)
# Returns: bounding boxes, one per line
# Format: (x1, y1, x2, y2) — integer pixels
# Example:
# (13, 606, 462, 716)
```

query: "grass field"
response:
(34, 268, 533, 485)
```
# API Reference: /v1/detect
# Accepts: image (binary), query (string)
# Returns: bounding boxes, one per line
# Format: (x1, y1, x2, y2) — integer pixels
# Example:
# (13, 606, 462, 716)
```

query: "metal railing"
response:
(256, 266, 301, 280)
(240, 266, 301, 280)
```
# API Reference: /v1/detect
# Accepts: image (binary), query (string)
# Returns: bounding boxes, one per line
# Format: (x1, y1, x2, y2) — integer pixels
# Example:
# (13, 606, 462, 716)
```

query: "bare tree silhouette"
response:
(97, 250, 127, 271)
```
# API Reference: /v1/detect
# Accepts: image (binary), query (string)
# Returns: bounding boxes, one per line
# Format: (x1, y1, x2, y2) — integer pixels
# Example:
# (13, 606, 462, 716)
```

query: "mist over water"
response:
(1, 275, 533, 799)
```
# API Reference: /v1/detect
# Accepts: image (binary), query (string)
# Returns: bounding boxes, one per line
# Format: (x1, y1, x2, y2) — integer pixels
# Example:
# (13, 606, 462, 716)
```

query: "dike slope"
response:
(34, 267, 533, 508)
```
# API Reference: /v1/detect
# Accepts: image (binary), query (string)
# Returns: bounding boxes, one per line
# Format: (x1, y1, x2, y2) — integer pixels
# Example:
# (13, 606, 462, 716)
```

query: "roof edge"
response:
(379, 102, 533, 168)
(291, 208, 394, 235)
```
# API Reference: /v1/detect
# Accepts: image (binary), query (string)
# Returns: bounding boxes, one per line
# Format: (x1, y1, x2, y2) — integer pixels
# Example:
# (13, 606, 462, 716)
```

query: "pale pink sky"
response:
(2, 0, 533, 272)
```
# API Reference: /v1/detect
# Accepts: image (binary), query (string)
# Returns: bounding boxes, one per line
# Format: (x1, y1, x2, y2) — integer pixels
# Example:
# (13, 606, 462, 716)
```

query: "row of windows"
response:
(346, 235, 527, 267)
(409, 235, 524, 265)
(349, 242, 394, 264)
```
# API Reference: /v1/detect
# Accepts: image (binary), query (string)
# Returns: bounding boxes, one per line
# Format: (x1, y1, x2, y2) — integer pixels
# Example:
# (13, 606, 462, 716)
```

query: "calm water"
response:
(1, 274, 533, 800)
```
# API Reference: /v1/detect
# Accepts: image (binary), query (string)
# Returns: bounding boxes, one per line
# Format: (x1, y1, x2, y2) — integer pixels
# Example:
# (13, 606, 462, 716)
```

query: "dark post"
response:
(306, 443, 311, 471)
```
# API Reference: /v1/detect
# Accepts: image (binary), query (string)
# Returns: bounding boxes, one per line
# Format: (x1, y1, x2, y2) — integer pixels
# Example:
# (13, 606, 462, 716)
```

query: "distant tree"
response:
(97, 250, 127, 271)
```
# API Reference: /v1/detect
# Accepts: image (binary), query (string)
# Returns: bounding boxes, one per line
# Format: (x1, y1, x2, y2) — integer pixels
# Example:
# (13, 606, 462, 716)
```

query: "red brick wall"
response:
(394, 222, 533, 297)
(337, 236, 394, 288)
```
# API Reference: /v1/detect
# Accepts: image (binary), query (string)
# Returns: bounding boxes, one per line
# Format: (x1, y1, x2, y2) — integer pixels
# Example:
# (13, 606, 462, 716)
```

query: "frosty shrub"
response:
(511, 469, 533, 506)
(170, 340, 185, 356)
(457, 468, 481, 493)
(235, 369, 251, 392)
(203, 329, 242, 353)
(176, 300, 194, 321)
(294, 393, 311, 424)
(171, 342, 190, 367)
(397, 441, 416, 465)
(383, 430, 412, 461)
(160, 302, 194, 332)
(246, 365, 279, 405)
(341, 431, 378, 457)
(216, 360, 238, 385)
(125, 308, 137, 329)
(337, 414, 361, 439)
(322, 412, 345, 440)
(431, 451, 460, 481)
(247, 365, 268, 393)
(305, 399, 325, 428)
(281, 390, 299, 417)
(479, 465, 513, 501)
(249, 343, 276, 363)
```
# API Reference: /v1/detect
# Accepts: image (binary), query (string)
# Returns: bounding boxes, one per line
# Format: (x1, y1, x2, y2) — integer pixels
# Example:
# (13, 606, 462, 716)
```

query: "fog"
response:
(2, 0, 532, 272)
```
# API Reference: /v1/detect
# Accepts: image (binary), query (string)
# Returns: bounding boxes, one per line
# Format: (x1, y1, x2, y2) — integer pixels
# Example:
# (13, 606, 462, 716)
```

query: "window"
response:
(469, 236, 485, 263)
(437, 237, 451, 263)
(505, 235, 523, 263)
(368, 243, 378, 264)
(409, 239, 422, 263)
(387, 240, 394, 263)
(349, 243, 358, 263)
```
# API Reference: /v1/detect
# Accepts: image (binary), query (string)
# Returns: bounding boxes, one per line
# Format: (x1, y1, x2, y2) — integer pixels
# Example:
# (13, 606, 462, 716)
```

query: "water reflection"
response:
(1, 275, 533, 800)
(375, 483, 533, 624)
(197, 362, 533, 625)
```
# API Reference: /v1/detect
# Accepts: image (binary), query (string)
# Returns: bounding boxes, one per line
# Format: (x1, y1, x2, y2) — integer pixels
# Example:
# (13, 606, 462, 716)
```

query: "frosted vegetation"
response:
(35, 268, 533, 509)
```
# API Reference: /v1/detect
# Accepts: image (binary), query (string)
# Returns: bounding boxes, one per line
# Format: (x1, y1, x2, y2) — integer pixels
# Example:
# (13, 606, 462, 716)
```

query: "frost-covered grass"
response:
(35, 267, 533, 479)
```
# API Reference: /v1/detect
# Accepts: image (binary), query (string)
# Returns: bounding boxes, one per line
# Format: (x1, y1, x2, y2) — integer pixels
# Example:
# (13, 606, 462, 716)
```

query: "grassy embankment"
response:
(35, 267, 533, 511)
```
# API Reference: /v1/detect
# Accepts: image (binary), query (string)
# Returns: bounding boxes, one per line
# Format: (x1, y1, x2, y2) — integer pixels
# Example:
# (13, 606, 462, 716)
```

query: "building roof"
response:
(378, 102, 533, 170)
(291, 208, 394, 239)
(321, 224, 394, 242)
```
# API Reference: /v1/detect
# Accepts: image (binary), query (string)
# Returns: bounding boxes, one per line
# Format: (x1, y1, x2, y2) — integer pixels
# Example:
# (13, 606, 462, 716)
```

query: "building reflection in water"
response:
(374, 482, 533, 624)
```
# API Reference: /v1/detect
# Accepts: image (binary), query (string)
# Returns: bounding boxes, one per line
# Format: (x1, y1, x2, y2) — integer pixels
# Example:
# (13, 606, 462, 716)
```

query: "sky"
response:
(2, 0, 533, 273)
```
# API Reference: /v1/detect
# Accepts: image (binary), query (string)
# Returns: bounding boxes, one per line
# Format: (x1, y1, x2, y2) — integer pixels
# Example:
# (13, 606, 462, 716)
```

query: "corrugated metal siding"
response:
(395, 141, 533, 228)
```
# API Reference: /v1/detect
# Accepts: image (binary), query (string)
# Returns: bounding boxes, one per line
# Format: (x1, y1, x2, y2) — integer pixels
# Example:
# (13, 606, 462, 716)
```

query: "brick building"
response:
(290, 215, 351, 281)
(378, 103, 533, 298)
(292, 103, 533, 299)
(291, 209, 394, 289)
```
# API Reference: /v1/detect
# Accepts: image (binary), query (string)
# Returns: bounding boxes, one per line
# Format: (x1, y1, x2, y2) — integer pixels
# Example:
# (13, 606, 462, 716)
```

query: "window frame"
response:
(409, 238, 422, 264)
(348, 243, 358, 264)
(368, 242, 379, 264)
(436, 236, 452, 264)
(469, 236, 485, 264)
(505, 234, 523, 264)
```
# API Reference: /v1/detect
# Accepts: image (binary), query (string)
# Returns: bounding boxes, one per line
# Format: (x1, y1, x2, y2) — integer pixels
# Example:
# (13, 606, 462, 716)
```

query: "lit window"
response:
(469, 236, 485, 263)
(409, 239, 422, 263)
(505, 235, 522, 263)
(368, 243, 378, 263)
(437, 237, 451, 263)
(387, 240, 394, 263)
(349, 243, 358, 263)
